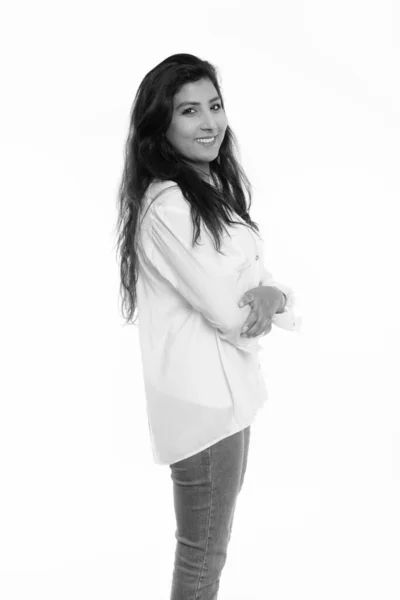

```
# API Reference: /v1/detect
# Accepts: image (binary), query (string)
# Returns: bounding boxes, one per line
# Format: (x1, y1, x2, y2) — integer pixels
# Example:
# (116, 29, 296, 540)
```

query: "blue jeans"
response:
(169, 426, 251, 599)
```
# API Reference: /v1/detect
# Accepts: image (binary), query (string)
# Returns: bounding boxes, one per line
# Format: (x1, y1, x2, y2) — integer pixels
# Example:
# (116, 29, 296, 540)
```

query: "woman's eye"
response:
(182, 103, 222, 115)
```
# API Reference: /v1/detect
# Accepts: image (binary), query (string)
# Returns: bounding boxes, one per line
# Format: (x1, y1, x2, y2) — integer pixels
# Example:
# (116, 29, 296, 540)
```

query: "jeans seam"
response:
(194, 446, 213, 599)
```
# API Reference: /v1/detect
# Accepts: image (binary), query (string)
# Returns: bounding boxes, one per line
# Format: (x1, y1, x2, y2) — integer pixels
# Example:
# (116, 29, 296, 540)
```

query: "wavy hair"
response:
(114, 53, 261, 325)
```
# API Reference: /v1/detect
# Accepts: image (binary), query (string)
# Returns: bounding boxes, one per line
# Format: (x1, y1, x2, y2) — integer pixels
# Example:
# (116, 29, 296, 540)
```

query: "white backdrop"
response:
(1, 1, 399, 598)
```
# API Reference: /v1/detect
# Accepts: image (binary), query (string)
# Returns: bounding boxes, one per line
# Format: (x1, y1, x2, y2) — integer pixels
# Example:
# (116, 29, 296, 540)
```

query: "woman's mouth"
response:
(195, 136, 217, 147)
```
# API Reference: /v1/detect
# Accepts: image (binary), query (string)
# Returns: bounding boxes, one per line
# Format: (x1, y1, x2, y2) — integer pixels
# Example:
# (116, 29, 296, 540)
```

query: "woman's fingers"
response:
(241, 317, 272, 337)
(262, 320, 273, 335)
(257, 319, 272, 337)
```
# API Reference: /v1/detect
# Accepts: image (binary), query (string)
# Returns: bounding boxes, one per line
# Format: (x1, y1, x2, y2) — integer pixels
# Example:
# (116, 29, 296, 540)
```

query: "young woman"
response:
(115, 53, 301, 599)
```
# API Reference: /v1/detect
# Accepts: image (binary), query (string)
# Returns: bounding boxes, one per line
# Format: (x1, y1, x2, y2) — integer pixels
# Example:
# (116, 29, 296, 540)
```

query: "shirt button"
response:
(255, 255, 259, 260)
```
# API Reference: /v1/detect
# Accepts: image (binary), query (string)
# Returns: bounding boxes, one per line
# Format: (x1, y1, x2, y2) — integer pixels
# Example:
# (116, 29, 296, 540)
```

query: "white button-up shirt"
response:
(135, 180, 302, 466)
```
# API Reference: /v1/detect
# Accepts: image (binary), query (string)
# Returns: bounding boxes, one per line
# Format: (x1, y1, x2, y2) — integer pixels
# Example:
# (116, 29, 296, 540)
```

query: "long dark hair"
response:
(114, 53, 261, 326)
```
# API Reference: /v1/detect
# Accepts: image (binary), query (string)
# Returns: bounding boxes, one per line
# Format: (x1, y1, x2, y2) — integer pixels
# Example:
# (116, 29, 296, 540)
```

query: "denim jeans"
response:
(169, 426, 251, 600)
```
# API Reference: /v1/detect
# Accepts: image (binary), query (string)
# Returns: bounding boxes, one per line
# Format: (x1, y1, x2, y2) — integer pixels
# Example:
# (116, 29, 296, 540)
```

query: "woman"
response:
(115, 53, 301, 599)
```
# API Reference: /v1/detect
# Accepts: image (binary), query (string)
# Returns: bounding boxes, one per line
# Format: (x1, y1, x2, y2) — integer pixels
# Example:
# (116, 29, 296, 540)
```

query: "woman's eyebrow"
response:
(176, 96, 221, 110)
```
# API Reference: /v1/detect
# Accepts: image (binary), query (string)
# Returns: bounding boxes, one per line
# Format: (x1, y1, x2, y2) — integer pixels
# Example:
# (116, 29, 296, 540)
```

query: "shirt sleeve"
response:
(148, 188, 262, 354)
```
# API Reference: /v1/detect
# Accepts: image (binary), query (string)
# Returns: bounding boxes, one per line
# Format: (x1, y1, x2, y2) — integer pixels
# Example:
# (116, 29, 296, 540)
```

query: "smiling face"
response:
(165, 78, 228, 180)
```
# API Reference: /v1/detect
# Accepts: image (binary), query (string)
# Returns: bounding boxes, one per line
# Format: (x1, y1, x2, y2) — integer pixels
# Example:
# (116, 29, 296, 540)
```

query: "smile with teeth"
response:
(196, 136, 216, 144)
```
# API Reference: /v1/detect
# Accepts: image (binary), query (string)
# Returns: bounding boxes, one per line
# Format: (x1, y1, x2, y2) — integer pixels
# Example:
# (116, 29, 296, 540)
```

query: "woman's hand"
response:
(238, 285, 284, 337)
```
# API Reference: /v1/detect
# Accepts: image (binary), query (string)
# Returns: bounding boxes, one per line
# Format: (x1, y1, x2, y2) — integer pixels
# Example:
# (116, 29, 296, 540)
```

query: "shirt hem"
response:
(153, 405, 265, 467)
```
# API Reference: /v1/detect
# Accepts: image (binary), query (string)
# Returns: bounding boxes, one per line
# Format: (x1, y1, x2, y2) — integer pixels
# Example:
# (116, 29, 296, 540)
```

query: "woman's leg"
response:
(169, 427, 251, 600)
(227, 425, 251, 543)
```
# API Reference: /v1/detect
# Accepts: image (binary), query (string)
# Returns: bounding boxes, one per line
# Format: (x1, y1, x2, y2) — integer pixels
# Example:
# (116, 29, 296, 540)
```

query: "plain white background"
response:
(1, 0, 399, 598)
